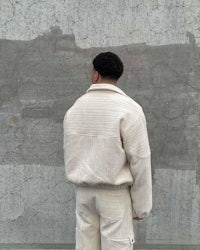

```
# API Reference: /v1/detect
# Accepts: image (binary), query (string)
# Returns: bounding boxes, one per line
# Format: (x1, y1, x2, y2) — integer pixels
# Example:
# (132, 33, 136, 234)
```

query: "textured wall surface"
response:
(1, 0, 200, 48)
(0, 1, 200, 249)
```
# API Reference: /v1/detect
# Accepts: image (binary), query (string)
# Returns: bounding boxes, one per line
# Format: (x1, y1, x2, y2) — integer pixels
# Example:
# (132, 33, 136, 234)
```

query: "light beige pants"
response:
(73, 184, 135, 250)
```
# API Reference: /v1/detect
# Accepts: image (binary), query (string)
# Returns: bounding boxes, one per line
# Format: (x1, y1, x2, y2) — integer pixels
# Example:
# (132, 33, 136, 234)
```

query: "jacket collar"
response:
(86, 83, 127, 96)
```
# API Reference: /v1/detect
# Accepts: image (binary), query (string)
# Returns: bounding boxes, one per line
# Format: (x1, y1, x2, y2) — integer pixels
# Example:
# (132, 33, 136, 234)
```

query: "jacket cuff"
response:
(132, 205, 151, 219)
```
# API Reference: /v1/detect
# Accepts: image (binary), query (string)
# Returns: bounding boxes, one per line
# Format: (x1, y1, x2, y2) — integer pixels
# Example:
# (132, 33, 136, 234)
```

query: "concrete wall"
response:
(0, 1, 199, 249)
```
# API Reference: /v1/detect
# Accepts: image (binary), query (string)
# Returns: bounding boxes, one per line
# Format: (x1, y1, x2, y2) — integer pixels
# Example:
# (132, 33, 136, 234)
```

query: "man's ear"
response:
(94, 70, 100, 82)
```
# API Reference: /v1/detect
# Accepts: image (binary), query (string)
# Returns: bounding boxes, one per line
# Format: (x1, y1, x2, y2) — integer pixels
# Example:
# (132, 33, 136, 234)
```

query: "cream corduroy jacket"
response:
(63, 83, 152, 218)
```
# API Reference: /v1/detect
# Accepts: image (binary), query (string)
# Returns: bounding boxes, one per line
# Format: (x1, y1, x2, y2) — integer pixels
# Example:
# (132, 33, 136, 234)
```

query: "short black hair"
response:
(92, 52, 124, 80)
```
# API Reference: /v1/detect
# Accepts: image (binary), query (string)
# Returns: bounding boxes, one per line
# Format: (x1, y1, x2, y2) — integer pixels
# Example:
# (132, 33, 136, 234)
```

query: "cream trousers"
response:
(73, 184, 135, 250)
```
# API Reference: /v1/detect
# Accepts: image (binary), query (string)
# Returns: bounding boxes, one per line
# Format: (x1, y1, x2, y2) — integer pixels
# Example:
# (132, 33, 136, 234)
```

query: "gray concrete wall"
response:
(0, 1, 199, 249)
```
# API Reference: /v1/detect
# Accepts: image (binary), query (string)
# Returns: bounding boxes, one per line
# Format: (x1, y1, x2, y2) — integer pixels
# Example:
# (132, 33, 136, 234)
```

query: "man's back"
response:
(63, 83, 150, 188)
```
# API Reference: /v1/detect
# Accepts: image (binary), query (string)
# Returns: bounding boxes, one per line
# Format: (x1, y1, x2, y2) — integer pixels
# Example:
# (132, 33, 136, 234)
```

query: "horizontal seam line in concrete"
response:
(135, 243, 200, 249)
(0, 243, 200, 249)
(0, 243, 74, 249)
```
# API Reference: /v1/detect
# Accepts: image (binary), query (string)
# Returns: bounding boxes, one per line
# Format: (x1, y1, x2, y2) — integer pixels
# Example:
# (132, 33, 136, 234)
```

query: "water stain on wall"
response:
(0, 26, 199, 179)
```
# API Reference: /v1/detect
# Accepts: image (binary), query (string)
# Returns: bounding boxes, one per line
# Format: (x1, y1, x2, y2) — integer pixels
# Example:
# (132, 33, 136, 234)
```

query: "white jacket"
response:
(63, 83, 152, 218)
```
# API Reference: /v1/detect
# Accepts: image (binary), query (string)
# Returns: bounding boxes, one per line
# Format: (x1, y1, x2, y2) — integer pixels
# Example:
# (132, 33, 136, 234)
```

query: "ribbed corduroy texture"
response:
(74, 185, 135, 250)
(63, 83, 152, 218)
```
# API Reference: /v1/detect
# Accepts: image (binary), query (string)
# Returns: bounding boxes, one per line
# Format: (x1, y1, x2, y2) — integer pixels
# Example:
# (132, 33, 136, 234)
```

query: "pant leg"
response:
(74, 186, 101, 250)
(96, 187, 135, 250)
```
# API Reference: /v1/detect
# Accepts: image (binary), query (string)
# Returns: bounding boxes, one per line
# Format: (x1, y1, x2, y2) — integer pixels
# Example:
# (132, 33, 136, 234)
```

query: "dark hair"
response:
(92, 52, 124, 80)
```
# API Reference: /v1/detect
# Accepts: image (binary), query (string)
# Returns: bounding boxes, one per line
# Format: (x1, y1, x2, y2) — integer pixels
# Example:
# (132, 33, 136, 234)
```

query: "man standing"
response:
(63, 52, 152, 250)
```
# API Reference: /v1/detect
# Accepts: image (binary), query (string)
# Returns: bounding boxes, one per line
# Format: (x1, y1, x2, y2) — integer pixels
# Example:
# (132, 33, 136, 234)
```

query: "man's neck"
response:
(94, 79, 117, 85)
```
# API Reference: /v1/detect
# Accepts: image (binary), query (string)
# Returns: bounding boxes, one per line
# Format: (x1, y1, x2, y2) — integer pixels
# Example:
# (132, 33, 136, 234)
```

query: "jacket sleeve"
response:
(63, 112, 67, 150)
(120, 110, 152, 219)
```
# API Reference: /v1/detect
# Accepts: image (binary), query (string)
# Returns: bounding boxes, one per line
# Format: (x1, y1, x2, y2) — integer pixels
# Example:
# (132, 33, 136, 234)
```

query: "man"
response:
(63, 51, 152, 250)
